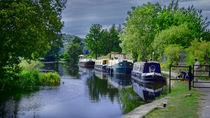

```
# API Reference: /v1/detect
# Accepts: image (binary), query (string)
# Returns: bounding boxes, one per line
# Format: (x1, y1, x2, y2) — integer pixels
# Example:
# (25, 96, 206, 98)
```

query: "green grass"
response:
(144, 81, 201, 118)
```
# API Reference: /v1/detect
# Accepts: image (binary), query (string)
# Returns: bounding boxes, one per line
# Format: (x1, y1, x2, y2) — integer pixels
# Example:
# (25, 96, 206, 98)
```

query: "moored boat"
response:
(106, 53, 133, 74)
(78, 55, 95, 68)
(131, 61, 166, 84)
(94, 59, 109, 72)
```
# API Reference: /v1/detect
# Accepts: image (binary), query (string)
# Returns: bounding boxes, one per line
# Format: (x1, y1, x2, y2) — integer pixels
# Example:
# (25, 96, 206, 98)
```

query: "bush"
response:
(0, 60, 60, 91)
(186, 38, 210, 66)
(39, 72, 60, 86)
(164, 44, 183, 67)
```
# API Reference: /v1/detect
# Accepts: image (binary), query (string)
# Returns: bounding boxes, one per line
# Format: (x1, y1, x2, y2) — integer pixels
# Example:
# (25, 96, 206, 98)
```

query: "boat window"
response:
(143, 63, 161, 73)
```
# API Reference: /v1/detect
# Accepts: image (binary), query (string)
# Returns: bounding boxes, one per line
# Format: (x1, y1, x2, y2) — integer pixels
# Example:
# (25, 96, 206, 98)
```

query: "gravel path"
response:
(195, 82, 210, 118)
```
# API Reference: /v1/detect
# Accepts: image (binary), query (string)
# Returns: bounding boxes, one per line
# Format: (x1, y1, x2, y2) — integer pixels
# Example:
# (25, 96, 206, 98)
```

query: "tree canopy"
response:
(85, 24, 122, 58)
(120, 0, 209, 62)
(67, 36, 83, 65)
(0, 0, 66, 78)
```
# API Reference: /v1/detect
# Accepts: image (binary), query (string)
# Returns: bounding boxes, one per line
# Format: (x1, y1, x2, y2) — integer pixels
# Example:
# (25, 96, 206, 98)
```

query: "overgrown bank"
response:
(0, 60, 60, 91)
(144, 81, 201, 118)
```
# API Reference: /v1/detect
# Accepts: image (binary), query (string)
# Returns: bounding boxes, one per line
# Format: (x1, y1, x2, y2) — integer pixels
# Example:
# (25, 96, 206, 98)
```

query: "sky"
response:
(61, 0, 210, 38)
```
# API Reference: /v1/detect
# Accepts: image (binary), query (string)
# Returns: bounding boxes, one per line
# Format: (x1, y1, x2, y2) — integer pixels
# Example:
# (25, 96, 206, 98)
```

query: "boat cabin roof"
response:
(133, 61, 161, 73)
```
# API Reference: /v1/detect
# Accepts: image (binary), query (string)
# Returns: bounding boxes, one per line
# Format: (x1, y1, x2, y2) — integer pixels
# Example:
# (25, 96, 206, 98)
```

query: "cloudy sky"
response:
(61, 0, 210, 38)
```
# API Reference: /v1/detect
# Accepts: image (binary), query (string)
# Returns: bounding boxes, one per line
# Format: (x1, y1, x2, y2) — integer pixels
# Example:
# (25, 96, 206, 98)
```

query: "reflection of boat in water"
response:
(93, 71, 132, 90)
(78, 55, 95, 68)
(94, 70, 108, 79)
(132, 78, 165, 101)
(107, 74, 132, 90)
(131, 61, 166, 84)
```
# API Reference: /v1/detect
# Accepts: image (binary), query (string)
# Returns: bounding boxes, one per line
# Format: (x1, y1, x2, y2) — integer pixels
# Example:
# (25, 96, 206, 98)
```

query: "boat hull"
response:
(131, 72, 166, 84)
(79, 61, 95, 68)
(108, 62, 133, 74)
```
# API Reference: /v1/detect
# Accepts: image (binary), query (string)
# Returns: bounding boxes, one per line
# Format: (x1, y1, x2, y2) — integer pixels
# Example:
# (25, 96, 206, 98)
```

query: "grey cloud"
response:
(62, 0, 210, 37)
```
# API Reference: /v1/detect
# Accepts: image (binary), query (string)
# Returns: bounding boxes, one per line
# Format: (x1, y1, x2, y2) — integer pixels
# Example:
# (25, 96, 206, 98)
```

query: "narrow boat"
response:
(131, 61, 166, 84)
(106, 53, 133, 74)
(78, 55, 95, 68)
(94, 59, 109, 72)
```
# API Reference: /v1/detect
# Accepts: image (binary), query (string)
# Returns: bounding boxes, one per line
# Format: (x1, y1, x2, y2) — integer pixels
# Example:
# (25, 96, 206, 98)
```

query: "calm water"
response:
(0, 62, 165, 118)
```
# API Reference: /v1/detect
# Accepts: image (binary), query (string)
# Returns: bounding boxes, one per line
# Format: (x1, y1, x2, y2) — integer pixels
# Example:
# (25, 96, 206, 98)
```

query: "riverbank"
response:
(144, 81, 201, 118)
(122, 70, 201, 118)
(0, 60, 61, 91)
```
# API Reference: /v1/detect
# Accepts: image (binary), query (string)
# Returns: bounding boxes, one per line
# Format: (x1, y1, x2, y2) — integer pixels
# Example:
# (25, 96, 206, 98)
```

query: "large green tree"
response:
(85, 24, 122, 58)
(67, 36, 83, 65)
(0, 0, 66, 78)
(85, 24, 102, 59)
(153, 24, 193, 60)
(120, 3, 161, 61)
(120, 0, 209, 61)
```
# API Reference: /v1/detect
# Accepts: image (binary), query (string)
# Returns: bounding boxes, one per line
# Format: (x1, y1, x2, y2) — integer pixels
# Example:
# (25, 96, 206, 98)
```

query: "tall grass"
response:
(0, 60, 60, 91)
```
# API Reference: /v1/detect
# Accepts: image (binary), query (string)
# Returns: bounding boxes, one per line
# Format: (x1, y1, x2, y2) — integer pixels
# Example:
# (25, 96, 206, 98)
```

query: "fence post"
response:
(189, 66, 192, 91)
(169, 65, 171, 93)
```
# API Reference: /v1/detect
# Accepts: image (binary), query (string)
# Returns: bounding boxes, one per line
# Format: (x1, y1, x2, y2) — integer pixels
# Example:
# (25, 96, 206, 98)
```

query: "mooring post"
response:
(189, 66, 192, 91)
(169, 65, 171, 93)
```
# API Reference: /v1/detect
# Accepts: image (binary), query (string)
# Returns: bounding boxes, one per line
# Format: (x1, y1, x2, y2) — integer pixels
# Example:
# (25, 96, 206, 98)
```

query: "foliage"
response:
(85, 24, 102, 58)
(186, 39, 210, 66)
(67, 36, 83, 65)
(60, 52, 69, 61)
(85, 24, 122, 58)
(154, 24, 192, 60)
(164, 44, 183, 67)
(39, 72, 60, 86)
(120, 0, 209, 61)
(0, 0, 66, 78)
(0, 60, 60, 91)
(19, 59, 44, 72)
(120, 3, 161, 61)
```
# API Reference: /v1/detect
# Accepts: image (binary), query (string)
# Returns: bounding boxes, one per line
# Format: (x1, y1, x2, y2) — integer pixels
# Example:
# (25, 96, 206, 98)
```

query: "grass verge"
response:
(144, 81, 201, 118)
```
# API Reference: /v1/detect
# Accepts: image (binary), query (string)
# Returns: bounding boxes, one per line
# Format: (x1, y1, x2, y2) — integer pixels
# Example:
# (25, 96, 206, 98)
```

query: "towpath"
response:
(194, 81, 210, 118)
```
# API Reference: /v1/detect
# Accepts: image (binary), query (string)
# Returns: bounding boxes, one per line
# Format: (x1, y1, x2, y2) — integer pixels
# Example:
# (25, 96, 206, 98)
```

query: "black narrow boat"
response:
(131, 61, 166, 84)
(78, 55, 95, 68)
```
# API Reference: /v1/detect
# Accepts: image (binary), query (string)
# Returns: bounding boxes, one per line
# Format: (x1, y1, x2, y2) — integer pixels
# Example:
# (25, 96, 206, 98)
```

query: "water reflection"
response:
(86, 75, 118, 103)
(132, 78, 166, 101)
(0, 63, 167, 118)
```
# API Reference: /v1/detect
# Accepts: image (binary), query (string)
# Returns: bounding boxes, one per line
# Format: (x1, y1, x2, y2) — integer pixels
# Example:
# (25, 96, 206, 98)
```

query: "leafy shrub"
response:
(39, 72, 60, 86)
(186, 38, 210, 66)
(164, 44, 183, 67)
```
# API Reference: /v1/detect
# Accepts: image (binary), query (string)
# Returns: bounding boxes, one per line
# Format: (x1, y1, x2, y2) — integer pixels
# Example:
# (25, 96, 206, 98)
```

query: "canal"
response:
(0, 62, 166, 118)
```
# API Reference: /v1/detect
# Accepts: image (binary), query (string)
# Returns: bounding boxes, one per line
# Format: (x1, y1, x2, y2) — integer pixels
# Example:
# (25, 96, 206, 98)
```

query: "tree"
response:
(186, 39, 210, 66)
(153, 24, 194, 60)
(120, 3, 161, 61)
(0, 0, 66, 78)
(67, 36, 83, 65)
(108, 24, 122, 53)
(85, 24, 122, 58)
(120, 0, 209, 61)
(85, 24, 102, 59)
(164, 44, 183, 67)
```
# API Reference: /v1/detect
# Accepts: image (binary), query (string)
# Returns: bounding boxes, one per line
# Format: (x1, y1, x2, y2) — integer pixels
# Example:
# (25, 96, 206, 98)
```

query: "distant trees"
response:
(0, 0, 66, 78)
(120, 0, 209, 63)
(85, 24, 122, 59)
(67, 37, 83, 65)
